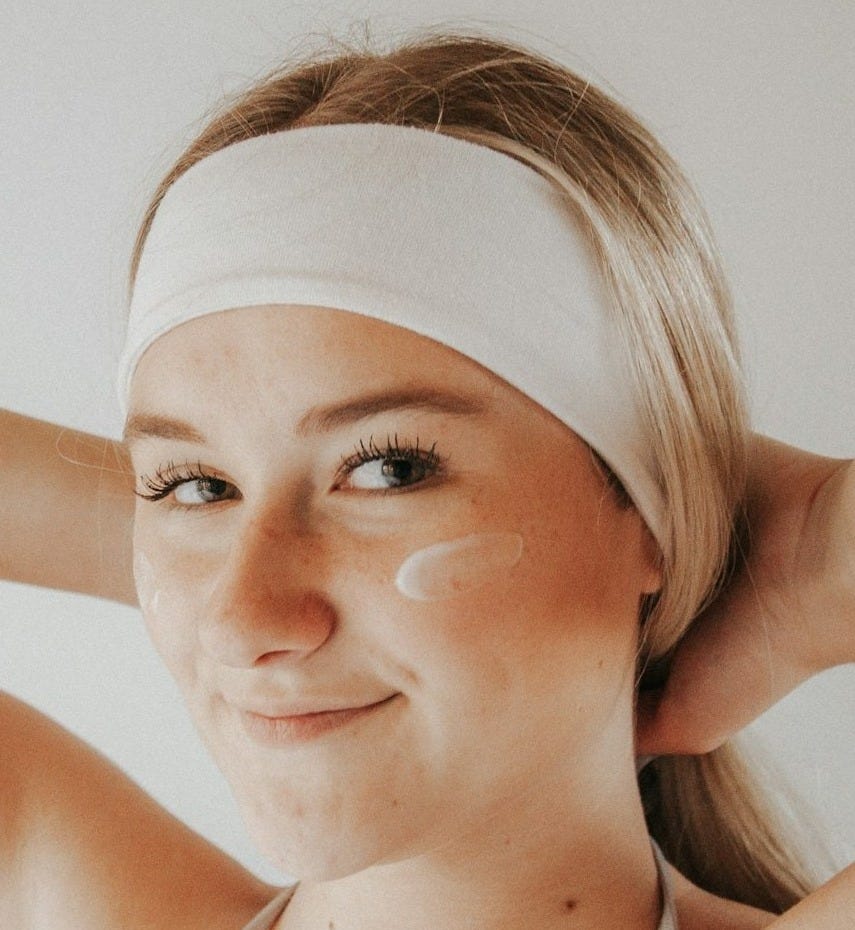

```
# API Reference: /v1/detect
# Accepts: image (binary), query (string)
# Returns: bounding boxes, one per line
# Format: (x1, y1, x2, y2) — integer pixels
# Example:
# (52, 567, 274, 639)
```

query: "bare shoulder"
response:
(0, 690, 279, 930)
(669, 864, 778, 930)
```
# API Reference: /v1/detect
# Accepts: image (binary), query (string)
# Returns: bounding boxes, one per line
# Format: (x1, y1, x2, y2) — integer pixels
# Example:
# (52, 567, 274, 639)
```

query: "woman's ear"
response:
(638, 517, 663, 595)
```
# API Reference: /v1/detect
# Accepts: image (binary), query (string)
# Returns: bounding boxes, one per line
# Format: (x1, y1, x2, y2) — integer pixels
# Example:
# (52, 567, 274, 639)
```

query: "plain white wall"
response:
(1, 1, 852, 884)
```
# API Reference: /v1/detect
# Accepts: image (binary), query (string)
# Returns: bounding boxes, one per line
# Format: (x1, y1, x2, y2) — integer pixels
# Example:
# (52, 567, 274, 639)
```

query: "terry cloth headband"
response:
(118, 121, 666, 546)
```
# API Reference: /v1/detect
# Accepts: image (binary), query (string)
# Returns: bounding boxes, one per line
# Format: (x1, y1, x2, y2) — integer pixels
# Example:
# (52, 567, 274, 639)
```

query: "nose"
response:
(199, 508, 338, 668)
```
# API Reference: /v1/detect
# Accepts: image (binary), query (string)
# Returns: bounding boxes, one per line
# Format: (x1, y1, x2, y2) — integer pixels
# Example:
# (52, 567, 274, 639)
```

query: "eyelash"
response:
(134, 434, 443, 506)
(334, 434, 441, 490)
(134, 459, 221, 504)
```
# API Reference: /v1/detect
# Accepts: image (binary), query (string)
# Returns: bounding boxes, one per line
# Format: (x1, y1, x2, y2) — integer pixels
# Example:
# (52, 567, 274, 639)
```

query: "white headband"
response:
(119, 122, 665, 545)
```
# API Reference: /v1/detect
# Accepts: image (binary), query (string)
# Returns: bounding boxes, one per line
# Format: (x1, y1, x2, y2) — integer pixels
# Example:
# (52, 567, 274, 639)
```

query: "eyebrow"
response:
(122, 386, 489, 446)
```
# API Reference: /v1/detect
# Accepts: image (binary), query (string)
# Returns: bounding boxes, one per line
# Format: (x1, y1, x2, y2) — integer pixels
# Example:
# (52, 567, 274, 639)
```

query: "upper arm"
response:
(0, 411, 137, 604)
(0, 690, 277, 929)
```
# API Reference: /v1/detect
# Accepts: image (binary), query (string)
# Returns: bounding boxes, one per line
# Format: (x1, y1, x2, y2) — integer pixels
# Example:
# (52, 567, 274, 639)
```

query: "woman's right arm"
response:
(0, 413, 279, 926)
(0, 691, 277, 929)
(0, 408, 137, 605)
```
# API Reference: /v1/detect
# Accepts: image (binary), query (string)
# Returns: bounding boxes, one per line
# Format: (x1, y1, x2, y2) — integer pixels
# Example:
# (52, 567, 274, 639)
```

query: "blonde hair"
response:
(128, 25, 821, 911)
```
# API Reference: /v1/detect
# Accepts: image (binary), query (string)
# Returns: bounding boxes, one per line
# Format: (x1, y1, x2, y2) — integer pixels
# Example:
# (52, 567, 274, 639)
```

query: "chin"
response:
(244, 811, 392, 881)
(232, 784, 404, 882)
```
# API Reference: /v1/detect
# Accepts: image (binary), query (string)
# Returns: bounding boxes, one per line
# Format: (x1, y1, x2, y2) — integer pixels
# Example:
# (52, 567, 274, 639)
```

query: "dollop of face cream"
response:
(394, 532, 524, 602)
(132, 551, 160, 614)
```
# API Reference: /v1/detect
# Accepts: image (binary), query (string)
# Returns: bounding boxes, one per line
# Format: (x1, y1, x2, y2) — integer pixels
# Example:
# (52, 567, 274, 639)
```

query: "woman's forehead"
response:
(128, 303, 514, 415)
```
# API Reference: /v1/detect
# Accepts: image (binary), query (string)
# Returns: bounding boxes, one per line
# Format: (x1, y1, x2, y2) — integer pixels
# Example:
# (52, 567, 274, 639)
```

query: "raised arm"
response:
(0, 412, 289, 927)
(638, 433, 854, 927)
(0, 408, 137, 605)
(638, 433, 854, 754)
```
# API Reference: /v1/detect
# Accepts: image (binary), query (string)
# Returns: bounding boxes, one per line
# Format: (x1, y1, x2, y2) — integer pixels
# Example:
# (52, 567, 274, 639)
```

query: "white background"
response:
(1, 1, 852, 884)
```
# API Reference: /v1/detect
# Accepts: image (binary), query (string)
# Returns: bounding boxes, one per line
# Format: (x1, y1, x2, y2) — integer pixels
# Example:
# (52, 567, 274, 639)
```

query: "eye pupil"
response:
(337, 436, 440, 492)
(173, 476, 231, 505)
(200, 477, 229, 499)
(381, 458, 419, 483)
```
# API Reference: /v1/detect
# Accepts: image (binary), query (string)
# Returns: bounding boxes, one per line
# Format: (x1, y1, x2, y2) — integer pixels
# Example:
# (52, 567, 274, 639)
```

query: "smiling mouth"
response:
(237, 694, 399, 745)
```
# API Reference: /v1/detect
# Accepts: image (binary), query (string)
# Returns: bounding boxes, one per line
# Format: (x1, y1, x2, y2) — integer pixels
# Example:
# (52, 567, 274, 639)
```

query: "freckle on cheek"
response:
(394, 532, 524, 602)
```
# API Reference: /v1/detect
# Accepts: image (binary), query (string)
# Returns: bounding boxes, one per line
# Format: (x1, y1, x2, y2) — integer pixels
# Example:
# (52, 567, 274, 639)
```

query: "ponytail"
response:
(642, 744, 819, 912)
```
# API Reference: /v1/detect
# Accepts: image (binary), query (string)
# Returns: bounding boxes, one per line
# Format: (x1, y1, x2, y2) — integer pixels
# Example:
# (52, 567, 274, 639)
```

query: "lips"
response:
(235, 694, 396, 717)
(236, 694, 398, 744)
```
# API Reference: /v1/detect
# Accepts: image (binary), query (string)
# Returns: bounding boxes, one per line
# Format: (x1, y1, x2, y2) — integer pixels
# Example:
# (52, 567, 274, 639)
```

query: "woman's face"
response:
(125, 304, 661, 879)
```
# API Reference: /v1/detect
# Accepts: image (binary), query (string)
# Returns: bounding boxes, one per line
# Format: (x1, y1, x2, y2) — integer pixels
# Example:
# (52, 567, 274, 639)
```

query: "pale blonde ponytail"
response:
(129, 23, 824, 910)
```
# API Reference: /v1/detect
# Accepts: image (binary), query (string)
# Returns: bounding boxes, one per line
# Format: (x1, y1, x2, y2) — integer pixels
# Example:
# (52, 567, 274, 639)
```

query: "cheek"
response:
(386, 526, 611, 688)
(384, 528, 634, 783)
(392, 500, 639, 716)
(132, 544, 206, 675)
(388, 532, 530, 703)
(394, 532, 524, 601)
(511, 463, 643, 628)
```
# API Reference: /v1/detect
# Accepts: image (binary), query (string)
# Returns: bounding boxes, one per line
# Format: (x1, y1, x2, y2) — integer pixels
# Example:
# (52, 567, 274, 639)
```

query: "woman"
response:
(1, 29, 852, 930)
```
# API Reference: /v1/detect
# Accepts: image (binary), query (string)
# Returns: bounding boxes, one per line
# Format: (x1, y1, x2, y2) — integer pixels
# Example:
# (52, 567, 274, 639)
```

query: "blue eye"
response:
(172, 476, 233, 505)
(135, 434, 443, 508)
(335, 434, 441, 492)
(134, 461, 236, 506)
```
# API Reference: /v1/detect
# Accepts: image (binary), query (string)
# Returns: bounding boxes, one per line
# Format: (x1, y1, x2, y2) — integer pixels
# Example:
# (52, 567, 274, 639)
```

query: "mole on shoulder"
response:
(564, 898, 578, 911)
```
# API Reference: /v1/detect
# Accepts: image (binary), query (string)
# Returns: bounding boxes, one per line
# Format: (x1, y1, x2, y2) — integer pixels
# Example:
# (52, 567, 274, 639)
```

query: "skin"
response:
(125, 301, 700, 930)
(1, 304, 850, 928)
(0, 408, 135, 604)
(637, 433, 855, 754)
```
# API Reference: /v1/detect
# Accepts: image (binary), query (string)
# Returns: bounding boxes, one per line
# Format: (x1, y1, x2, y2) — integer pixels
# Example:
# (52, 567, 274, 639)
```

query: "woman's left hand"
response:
(637, 432, 854, 755)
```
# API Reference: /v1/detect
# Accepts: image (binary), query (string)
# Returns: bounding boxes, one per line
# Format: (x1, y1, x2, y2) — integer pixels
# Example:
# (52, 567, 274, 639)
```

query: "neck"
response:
(279, 762, 663, 930)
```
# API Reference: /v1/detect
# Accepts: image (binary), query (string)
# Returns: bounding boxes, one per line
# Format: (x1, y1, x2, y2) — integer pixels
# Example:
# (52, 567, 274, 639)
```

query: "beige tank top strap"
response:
(240, 882, 299, 930)
(651, 839, 679, 930)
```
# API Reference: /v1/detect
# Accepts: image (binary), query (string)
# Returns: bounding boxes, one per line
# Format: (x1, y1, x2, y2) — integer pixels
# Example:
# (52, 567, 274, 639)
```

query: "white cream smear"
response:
(395, 532, 524, 602)
(132, 551, 160, 614)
